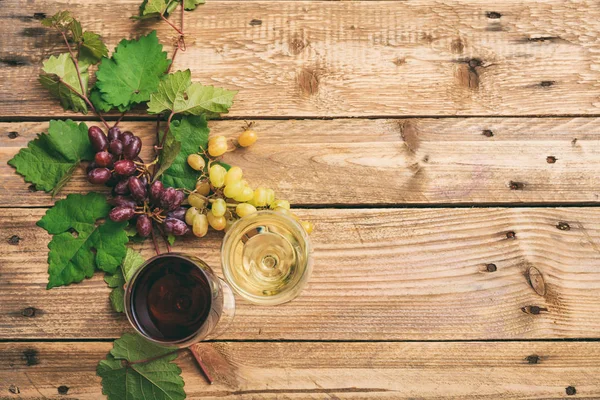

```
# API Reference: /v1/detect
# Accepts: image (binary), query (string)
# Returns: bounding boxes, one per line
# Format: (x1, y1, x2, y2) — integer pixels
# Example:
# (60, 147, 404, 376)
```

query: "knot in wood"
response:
(525, 266, 546, 296)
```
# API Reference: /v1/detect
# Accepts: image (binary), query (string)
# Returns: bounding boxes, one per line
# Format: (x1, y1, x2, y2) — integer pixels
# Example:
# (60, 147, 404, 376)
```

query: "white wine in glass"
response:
(221, 210, 312, 305)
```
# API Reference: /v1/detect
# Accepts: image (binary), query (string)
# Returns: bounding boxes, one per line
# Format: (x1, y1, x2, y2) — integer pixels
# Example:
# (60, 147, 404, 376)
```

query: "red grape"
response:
(124, 136, 142, 160)
(88, 126, 108, 151)
(150, 181, 164, 203)
(136, 215, 152, 237)
(114, 180, 130, 195)
(109, 140, 123, 156)
(87, 168, 111, 184)
(167, 207, 186, 221)
(109, 206, 135, 222)
(110, 196, 136, 208)
(122, 131, 134, 147)
(160, 187, 177, 210)
(95, 151, 113, 168)
(172, 190, 185, 209)
(114, 159, 137, 176)
(128, 176, 147, 202)
(108, 126, 122, 142)
(164, 218, 189, 236)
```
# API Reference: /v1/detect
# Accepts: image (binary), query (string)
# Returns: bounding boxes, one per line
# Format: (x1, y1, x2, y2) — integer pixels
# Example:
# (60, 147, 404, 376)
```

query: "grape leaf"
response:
(41, 11, 75, 30)
(79, 31, 109, 65)
(8, 120, 94, 194)
(159, 115, 209, 190)
(153, 128, 181, 182)
(142, 0, 168, 15)
(147, 69, 237, 118)
(182, 0, 205, 11)
(105, 248, 145, 313)
(95, 31, 171, 110)
(39, 53, 89, 113)
(97, 333, 185, 400)
(37, 193, 128, 289)
(89, 87, 129, 113)
(104, 269, 126, 312)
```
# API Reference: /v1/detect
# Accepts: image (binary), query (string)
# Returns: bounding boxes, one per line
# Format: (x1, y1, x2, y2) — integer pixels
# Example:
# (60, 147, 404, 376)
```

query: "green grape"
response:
(223, 181, 244, 199)
(185, 207, 200, 225)
(211, 198, 227, 217)
(224, 166, 243, 186)
(187, 154, 206, 171)
(238, 129, 258, 147)
(270, 199, 290, 210)
(192, 213, 208, 237)
(301, 220, 314, 234)
(236, 203, 257, 217)
(265, 189, 275, 206)
(234, 186, 254, 202)
(253, 187, 268, 207)
(188, 193, 206, 209)
(195, 181, 211, 196)
(209, 164, 227, 188)
(273, 206, 292, 216)
(207, 212, 227, 230)
(208, 136, 228, 157)
(224, 216, 238, 232)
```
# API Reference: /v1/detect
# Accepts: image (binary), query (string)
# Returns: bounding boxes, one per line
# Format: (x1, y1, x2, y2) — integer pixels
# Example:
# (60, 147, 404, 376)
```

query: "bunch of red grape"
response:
(86, 125, 189, 238)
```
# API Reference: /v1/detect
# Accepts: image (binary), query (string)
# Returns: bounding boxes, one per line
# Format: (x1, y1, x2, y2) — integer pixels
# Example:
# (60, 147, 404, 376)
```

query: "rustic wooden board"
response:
(2, 207, 600, 340)
(3, 0, 600, 117)
(3, 118, 600, 207)
(1, 341, 598, 399)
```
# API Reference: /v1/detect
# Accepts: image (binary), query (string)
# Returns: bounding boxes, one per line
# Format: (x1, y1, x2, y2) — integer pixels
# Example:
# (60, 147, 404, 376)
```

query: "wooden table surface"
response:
(2, 0, 600, 398)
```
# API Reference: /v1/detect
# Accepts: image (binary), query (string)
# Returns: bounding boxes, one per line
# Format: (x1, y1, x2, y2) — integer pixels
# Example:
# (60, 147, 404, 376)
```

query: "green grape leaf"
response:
(89, 87, 128, 113)
(70, 19, 83, 42)
(121, 247, 145, 281)
(160, 115, 209, 190)
(104, 269, 126, 313)
(8, 120, 94, 194)
(39, 53, 89, 113)
(147, 69, 237, 117)
(41, 11, 74, 30)
(95, 31, 171, 110)
(79, 31, 109, 65)
(182, 0, 205, 11)
(142, 0, 168, 15)
(37, 193, 129, 289)
(97, 333, 185, 400)
(166, 0, 180, 14)
(167, 233, 176, 246)
(153, 129, 181, 182)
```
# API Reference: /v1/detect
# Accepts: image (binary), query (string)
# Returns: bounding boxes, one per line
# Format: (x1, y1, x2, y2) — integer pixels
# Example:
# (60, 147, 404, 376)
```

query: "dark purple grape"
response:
(139, 175, 148, 188)
(87, 168, 111, 184)
(128, 176, 147, 202)
(114, 159, 137, 176)
(164, 218, 189, 236)
(122, 131, 134, 147)
(86, 161, 98, 173)
(167, 207, 186, 221)
(109, 139, 123, 156)
(172, 190, 185, 209)
(95, 151, 113, 168)
(123, 136, 142, 160)
(160, 187, 177, 210)
(136, 214, 152, 237)
(149, 181, 164, 204)
(114, 179, 130, 195)
(109, 206, 135, 222)
(88, 126, 108, 152)
(110, 195, 137, 208)
(108, 126, 122, 142)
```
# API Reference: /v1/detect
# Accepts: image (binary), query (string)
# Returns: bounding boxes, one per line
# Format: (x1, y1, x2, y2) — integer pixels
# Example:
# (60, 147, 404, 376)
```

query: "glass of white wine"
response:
(221, 210, 312, 305)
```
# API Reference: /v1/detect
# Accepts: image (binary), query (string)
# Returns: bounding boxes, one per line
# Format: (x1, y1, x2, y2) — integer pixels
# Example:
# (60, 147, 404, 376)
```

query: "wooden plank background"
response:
(2, 0, 600, 398)
(2, 341, 598, 399)
(2, 0, 600, 117)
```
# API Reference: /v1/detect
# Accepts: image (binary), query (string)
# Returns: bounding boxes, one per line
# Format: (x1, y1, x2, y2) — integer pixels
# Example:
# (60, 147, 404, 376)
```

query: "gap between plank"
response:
(2, 338, 600, 343)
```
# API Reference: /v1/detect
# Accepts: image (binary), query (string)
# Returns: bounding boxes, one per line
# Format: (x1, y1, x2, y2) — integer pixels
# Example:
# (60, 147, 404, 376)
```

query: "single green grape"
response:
(211, 198, 227, 217)
(236, 203, 257, 217)
(185, 207, 200, 226)
(209, 164, 227, 188)
(208, 136, 228, 157)
(187, 154, 206, 171)
(224, 166, 243, 186)
(192, 213, 208, 237)
(188, 193, 206, 209)
(223, 181, 244, 199)
(234, 186, 254, 202)
(265, 189, 275, 206)
(207, 212, 227, 230)
(238, 129, 258, 147)
(270, 199, 290, 210)
(253, 187, 268, 207)
(195, 181, 211, 196)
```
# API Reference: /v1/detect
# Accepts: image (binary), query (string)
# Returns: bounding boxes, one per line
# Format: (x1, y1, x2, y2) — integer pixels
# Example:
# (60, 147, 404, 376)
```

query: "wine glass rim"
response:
(124, 252, 215, 347)
(221, 210, 313, 305)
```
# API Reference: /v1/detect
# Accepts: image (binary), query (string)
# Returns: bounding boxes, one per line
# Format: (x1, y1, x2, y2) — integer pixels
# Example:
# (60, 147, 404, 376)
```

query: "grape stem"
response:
(57, 30, 111, 131)
(150, 227, 161, 255)
(157, 224, 172, 252)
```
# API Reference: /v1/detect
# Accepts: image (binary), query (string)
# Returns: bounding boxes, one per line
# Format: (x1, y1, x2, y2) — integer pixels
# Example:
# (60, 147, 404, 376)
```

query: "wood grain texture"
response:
(2, 207, 600, 340)
(1, 341, 599, 399)
(2, 0, 600, 117)
(3, 118, 600, 206)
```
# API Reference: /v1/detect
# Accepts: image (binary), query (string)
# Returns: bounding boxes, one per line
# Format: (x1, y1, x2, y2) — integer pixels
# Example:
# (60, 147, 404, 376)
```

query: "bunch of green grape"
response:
(184, 126, 314, 238)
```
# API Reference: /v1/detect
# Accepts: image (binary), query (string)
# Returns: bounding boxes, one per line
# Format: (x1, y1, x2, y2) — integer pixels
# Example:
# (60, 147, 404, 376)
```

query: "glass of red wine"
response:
(124, 253, 235, 347)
